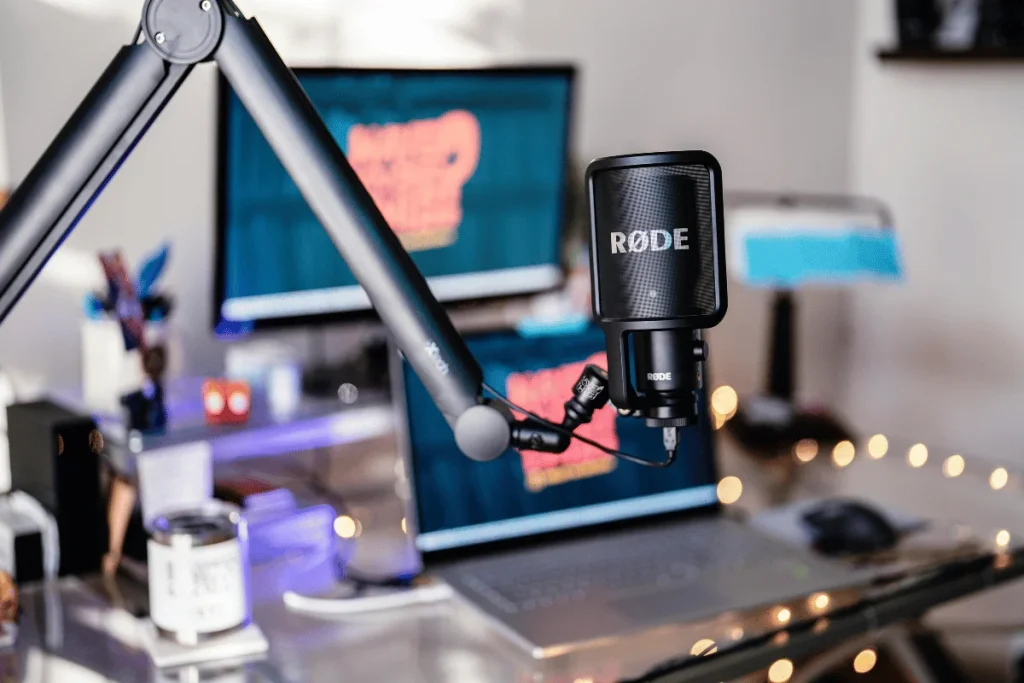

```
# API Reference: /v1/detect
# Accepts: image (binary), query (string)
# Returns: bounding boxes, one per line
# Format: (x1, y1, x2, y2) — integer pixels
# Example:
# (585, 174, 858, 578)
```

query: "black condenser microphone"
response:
(587, 151, 727, 434)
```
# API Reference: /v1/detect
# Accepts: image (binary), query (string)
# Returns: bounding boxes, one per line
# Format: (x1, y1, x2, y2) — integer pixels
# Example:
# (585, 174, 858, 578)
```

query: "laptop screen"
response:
(401, 325, 718, 554)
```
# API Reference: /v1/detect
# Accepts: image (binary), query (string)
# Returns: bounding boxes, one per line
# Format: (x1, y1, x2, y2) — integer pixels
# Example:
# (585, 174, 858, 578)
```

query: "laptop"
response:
(394, 324, 865, 658)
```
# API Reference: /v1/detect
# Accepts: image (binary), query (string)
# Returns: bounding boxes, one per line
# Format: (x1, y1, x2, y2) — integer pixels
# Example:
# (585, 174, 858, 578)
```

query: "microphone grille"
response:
(590, 160, 721, 322)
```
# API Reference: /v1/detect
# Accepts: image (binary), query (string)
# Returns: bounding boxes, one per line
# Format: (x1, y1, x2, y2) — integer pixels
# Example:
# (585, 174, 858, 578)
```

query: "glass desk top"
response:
(10, 431, 1024, 683)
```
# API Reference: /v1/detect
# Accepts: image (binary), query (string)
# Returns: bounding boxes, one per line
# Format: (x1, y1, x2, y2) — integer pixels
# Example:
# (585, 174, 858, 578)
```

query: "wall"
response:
(842, 0, 1024, 458)
(522, 0, 858, 403)
(0, 67, 8, 190)
(0, 0, 857, 405)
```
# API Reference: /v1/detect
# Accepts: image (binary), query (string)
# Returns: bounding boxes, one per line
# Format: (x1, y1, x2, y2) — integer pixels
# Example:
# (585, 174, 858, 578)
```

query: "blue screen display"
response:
(218, 69, 573, 323)
(402, 326, 718, 553)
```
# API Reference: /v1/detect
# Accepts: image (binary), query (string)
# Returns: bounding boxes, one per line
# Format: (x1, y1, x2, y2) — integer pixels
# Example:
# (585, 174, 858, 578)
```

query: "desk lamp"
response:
(721, 192, 902, 460)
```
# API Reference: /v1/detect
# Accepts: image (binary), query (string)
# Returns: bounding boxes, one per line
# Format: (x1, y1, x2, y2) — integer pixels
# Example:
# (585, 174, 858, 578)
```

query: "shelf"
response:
(878, 46, 1024, 62)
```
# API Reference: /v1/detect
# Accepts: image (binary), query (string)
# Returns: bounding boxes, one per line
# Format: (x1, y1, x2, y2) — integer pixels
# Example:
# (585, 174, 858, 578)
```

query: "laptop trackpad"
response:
(609, 579, 767, 625)
(609, 587, 725, 625)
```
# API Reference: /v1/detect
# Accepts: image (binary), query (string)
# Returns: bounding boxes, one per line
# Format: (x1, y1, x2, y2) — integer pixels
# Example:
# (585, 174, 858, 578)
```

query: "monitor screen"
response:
(400, 326, 718, 554)
(215, 67, 574, 327)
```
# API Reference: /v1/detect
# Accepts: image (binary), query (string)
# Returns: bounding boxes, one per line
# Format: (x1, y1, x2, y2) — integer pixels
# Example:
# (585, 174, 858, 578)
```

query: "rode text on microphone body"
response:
(587, 151, 728, 430)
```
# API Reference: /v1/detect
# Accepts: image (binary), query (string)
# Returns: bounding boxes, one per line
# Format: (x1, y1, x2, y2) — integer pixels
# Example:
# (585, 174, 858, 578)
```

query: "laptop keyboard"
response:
(459, 521, 799, 613)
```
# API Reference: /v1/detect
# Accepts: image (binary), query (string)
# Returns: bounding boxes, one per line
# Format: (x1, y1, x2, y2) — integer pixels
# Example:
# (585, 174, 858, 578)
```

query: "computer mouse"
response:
(801, 499, 899, 557)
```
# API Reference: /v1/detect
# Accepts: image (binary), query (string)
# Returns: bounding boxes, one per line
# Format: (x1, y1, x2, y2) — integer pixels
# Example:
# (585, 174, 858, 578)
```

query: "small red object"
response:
(203, 379, 251, 425)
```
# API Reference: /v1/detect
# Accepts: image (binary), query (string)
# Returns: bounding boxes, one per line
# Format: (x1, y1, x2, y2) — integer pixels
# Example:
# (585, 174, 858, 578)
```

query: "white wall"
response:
(522, 0, 858, 403)
(842, 0, 1024, 458)
(0, 0, 857, 403)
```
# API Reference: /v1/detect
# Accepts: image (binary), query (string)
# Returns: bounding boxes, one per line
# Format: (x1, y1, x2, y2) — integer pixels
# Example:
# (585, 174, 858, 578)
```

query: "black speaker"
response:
(7, 401, 107, 576)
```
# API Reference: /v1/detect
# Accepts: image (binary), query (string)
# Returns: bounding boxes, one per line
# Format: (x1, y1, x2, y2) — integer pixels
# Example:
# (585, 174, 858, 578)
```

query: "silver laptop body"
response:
(392, 331, 862, 658)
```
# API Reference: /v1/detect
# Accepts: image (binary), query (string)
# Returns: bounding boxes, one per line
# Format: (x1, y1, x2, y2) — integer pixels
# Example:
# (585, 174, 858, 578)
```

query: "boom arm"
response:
(0, 0, 500, 457)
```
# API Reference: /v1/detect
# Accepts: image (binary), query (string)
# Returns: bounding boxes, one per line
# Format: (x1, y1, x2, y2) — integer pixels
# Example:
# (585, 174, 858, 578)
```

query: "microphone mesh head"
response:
(590, 160, 720, 322)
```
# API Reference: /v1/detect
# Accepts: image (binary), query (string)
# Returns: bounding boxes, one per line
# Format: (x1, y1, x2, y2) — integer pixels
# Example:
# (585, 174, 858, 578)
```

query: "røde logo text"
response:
(610, 228, 689, 255)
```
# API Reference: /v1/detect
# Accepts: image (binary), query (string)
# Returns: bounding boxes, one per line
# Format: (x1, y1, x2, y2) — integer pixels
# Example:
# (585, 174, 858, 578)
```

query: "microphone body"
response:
(587, 151, 727, 427)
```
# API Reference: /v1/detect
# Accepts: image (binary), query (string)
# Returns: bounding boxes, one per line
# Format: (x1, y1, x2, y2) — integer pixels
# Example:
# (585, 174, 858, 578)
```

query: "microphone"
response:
(478, 151, 729, 468)
(587, 151, 727, 435)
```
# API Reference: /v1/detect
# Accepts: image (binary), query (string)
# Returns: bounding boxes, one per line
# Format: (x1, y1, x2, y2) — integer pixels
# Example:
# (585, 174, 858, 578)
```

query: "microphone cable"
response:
(481, 382, 678, 468)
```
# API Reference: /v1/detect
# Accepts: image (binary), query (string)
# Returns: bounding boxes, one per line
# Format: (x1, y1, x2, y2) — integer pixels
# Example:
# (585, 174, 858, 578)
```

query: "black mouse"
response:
(802, 499, 898, 557)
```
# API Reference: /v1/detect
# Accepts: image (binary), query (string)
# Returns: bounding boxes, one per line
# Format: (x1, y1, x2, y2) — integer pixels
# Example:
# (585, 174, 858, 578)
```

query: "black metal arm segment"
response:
(0, 0, 530, 461)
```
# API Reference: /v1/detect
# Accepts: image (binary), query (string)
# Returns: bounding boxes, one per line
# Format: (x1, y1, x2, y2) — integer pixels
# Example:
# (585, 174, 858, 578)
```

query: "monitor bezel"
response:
(389, 327, 722, 570)
(213, 64, 577, 333)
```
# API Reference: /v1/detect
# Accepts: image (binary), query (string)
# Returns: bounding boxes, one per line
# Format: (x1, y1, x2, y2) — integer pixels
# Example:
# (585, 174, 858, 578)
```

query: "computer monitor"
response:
(214, 66, 575, 329)
(395, 325, 719, 557)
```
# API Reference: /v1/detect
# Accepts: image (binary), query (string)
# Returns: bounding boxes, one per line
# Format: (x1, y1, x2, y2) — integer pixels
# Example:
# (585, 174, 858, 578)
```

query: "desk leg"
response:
(791, 622, 968, 683)
(886, 626, 969, 683)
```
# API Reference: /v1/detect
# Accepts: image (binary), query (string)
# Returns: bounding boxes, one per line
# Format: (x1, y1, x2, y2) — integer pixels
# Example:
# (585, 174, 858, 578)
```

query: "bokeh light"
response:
(991, 467, 1009, 490)
(853, 649, 877, 674)
(943, 454, 965, 478)
(690, 638, 717, 656)
(908, 443, 928, 468)
(794, 439, 818, 463)
(867, 434, 888, 459)
(768, 658, 794, 683)
(333, 515, 361, 539)
(717, 476, 743, 505)
(832, 440, 855, 468)
(711, 385, 738, 419)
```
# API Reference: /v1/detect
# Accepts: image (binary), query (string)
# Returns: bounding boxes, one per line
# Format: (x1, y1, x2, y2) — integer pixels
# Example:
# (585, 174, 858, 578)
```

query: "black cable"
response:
(482, 382, 677, 468)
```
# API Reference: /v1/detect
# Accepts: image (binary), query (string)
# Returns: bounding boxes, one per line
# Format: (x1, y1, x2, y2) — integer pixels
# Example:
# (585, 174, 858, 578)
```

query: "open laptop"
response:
(394, 324, 865, 658)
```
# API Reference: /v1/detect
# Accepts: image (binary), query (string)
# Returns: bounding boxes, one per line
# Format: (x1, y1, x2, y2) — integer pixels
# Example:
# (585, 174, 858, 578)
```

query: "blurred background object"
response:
(721, 192, 901, 462)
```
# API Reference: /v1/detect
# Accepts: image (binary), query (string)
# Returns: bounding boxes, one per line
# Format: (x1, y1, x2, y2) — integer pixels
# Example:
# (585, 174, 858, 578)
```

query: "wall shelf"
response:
(878, 46, 1024, 63)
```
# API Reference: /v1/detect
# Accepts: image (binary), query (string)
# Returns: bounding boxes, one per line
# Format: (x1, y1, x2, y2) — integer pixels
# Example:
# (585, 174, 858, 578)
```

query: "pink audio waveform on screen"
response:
(347, 109, 481, 251)
(506, 353, 619, 492)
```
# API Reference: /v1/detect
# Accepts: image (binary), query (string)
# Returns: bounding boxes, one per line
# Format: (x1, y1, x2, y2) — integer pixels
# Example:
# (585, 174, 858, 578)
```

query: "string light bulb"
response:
(867, 434, 888, 459)
(775, 606, 792, 624)
(943, 454, 965, 478)
(996, 529, 1011, 548)
(853, 649, 877, 674)
(717, 476, 743, 505)
(991, 467, 1009, 491)
(768, 659, 794, 683)
(333, 515, 361, 539)
(832, 440, 855, 468)
(794, 439, 818, 463)
(809, 592, 830, 612)
(908, 443, 928, 468)
(711, 386, 738, 419)
(690, 638, 717, 656)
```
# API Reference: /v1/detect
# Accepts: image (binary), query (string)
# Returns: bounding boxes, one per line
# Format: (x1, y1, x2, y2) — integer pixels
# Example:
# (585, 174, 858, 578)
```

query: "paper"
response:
(137, 442, 213, 526)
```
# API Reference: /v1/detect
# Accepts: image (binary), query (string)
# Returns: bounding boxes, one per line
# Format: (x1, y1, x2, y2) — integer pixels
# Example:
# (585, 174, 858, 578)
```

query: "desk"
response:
(9, 434, 1024, 682)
